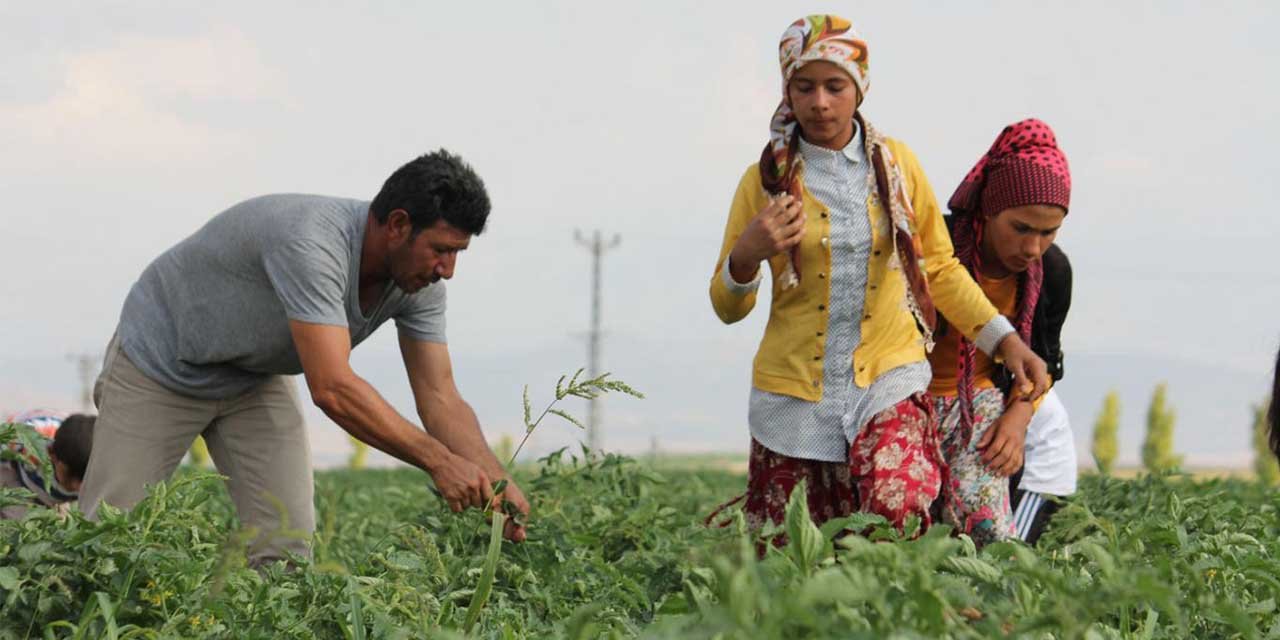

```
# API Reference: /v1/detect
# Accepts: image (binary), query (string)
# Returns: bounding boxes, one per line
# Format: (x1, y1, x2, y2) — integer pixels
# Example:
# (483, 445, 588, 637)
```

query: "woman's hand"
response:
(995, 334, 1051, 402)
(727, 194, 805, 283)
(978, 399, 1033, 477)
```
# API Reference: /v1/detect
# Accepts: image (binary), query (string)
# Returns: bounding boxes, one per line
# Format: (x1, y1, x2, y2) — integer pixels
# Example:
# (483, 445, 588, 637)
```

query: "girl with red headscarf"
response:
(928, 119, 1073, 546)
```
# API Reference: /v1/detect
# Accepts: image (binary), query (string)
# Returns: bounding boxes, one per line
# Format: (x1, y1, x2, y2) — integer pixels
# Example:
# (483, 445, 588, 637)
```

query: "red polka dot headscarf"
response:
(948, 118, 1071, 218)
(946, 119, 1071, 442)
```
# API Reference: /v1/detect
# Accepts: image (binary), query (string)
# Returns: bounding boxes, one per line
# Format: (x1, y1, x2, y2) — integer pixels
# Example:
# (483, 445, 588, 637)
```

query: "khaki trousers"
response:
(80, 336, 315, 565)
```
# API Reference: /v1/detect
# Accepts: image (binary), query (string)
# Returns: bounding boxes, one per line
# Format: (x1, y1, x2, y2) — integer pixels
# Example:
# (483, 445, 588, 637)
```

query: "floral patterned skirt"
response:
(934, 388, 1016, 547)
(709, 393, 945, 541)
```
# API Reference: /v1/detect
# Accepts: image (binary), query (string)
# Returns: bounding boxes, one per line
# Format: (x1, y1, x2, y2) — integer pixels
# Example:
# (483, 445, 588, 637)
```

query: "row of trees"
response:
(1090, 382, 1279, 484)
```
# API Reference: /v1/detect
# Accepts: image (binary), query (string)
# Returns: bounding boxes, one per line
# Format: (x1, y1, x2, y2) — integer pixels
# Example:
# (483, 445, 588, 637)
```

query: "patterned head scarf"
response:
(756, 15, 938, 349)
(760, 15, 869, 198)
(947, 119, 1071, 440)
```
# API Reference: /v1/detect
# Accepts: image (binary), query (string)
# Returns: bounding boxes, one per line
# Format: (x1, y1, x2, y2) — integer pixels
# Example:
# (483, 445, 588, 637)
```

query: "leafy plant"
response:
(1142, 383, 1183, 473)
(3, 389, 1278, 638)
(1092, 390, 1120, 475)
(1251, 400, 1279, 486)
(460, 369, 643, 632)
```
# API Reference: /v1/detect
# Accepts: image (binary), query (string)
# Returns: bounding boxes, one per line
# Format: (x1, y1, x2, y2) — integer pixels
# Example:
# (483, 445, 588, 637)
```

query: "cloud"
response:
(0, 27, 283, 170)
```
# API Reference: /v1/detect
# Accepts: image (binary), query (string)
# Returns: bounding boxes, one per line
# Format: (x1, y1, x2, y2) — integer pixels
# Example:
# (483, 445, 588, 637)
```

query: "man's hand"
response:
(996, 333, 1050, 402)
(399, 338, 531, 539)
(494, 479, 531, 542)
(978, 400, 1033, 477)
(728, 194, 805, 283)
(429, 452, 494, 512)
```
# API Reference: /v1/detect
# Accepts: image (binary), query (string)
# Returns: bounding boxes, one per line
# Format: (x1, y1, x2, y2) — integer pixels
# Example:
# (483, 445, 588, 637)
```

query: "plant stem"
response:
(508, 397, 559, 467)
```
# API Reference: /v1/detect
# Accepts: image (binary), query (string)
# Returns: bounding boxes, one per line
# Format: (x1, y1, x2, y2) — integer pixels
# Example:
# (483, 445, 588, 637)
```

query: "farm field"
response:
(1, 443, 1278, 638)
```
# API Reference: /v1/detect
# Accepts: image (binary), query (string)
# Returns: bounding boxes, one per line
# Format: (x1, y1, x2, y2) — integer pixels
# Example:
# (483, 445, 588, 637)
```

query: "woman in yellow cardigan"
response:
(709, 15, 1049, 533)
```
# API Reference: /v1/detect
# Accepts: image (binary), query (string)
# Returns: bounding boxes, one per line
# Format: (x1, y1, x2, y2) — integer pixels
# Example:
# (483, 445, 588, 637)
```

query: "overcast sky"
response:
(2, 1, 1277, 468)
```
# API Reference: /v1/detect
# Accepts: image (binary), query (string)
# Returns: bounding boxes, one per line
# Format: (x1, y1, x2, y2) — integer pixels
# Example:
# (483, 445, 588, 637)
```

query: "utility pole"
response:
(574, 229, 620, 452)
(66, 353, 98, 413)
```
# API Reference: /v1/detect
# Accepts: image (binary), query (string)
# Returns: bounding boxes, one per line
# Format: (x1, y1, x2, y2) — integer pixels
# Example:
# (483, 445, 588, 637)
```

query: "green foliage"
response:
(4, 384, 1278, 637)
(1092, 390, 1121, 475)
(0, 422, 54, 487)
(1142, 383, 1183, 473)
(654, 473, 1280, 639)
(462, 369, 644, 628)
(1251, 400, 1279, 486)
(2, 442, 1278, 637)
(0, 440, 738, 638)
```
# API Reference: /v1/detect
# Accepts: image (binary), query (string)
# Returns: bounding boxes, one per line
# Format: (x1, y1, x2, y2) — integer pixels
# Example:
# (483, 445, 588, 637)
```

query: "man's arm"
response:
(399, 337, 506, 478)
(399, 335, 530, 541)
(288, 320, 494, 512)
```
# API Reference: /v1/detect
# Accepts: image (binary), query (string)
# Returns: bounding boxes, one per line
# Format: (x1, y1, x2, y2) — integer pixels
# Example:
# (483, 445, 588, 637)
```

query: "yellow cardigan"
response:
(710, 137, 1000, 402)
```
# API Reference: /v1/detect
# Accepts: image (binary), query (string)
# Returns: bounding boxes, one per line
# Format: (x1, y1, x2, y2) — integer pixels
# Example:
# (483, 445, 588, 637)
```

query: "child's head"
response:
(48, 414, 94, 493)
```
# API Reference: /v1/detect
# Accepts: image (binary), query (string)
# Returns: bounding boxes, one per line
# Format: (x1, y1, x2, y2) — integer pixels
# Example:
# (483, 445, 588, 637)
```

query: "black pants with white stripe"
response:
(1008, 470, 1063, 545)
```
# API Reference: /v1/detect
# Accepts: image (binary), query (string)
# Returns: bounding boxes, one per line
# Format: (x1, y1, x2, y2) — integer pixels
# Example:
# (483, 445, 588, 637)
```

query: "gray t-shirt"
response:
(117, 194, 447, 400)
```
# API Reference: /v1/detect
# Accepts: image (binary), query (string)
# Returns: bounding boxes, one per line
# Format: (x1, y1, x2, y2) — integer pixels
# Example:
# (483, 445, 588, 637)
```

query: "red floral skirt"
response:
(709, 393, 945, 540)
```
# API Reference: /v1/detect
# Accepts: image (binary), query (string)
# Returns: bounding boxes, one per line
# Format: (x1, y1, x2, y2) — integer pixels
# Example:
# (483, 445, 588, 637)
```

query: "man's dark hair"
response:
(51, 414, 94, 481)
(371, 149, 490, 236)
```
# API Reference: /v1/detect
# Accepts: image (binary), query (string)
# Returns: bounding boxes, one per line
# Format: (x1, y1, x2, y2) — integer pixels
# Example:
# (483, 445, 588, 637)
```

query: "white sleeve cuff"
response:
(721, 256, 763, 295)
(975, 314, 1016, 356)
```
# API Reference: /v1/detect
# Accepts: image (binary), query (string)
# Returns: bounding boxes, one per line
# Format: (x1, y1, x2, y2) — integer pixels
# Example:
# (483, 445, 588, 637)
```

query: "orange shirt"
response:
(928, 271, 1019, 397)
